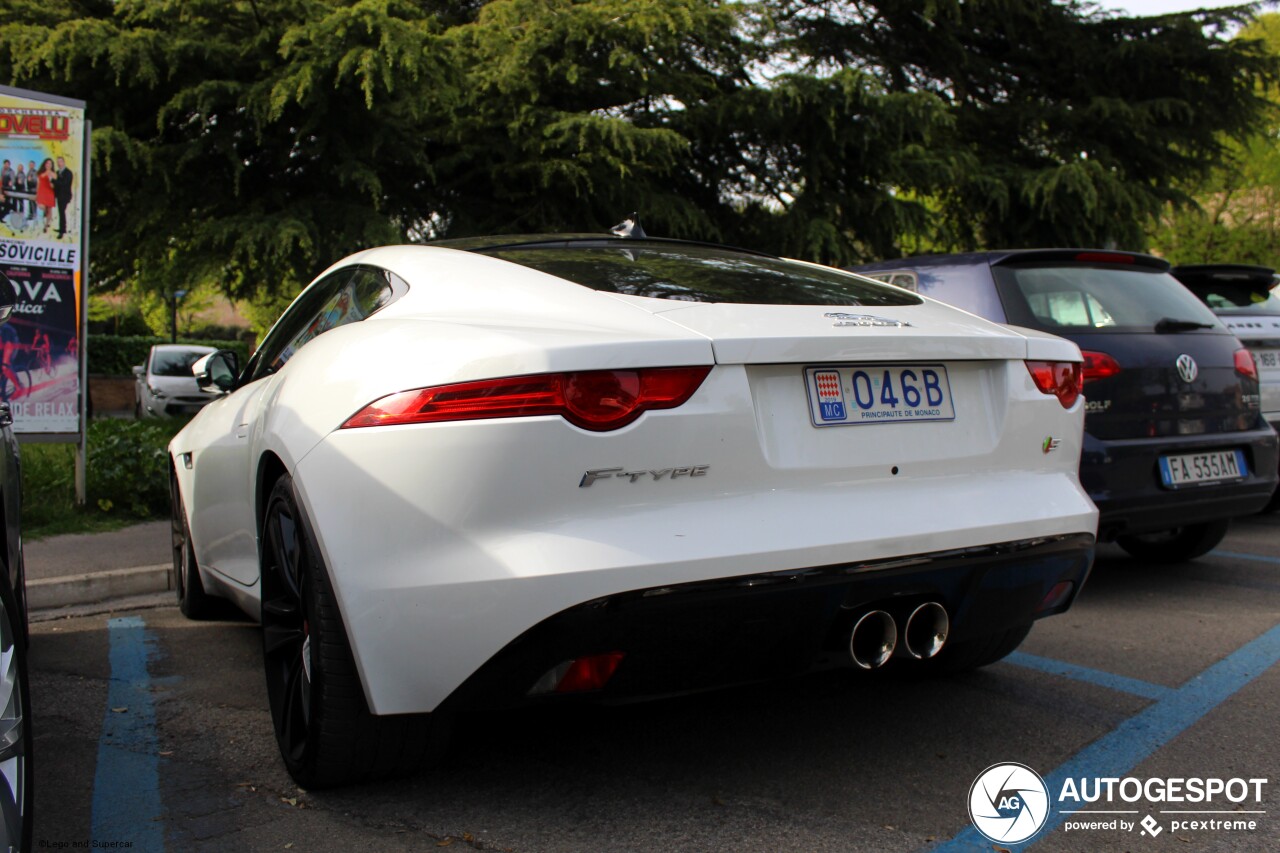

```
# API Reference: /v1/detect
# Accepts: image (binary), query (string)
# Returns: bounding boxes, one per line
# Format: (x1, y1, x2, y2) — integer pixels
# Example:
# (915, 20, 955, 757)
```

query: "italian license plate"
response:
(1252, 348, 1280, 376)
(805, 364, 955, 427)
(1158, 449, 1248, 488)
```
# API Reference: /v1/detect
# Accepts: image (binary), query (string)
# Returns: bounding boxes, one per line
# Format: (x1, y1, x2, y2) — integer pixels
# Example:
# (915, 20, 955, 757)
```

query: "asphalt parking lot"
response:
(29, 515, 1280, 852)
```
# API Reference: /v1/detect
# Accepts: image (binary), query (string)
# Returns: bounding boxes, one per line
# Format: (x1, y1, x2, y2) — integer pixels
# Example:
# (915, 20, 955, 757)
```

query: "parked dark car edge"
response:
(0, 270, 32, 850)
(1172, 263, 1280, 512)
(850, 250, 1280, 561)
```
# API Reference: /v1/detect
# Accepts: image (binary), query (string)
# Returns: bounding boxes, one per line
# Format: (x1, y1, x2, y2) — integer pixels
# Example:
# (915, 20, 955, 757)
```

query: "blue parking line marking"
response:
(1005, 652, 1172, 701)
(92, 616, 164, 850)
(930, 621, 1280, 851)
(1210, 550, 1280, 566)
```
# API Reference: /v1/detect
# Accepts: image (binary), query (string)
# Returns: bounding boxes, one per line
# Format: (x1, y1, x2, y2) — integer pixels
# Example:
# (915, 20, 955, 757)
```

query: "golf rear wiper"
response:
(1154, 317, 1215, 333)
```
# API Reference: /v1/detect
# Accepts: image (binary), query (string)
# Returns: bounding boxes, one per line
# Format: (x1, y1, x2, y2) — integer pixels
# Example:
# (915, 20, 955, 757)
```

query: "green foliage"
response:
(88, 334, 251, 376)
(131, 283, 223, 338)
(779, 0, 1278, 252)
(1147, 12, 1280, 268)
(0, 0, 1276, 283)
(239, 287, 301, 341)
(85, 417, 178, 518)
(19, 442, 77, 534)
(88, 294, 153, 336)
(20, 416, 187, 536)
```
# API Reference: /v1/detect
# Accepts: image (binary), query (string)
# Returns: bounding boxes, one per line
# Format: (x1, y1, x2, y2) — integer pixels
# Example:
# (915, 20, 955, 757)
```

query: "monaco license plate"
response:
(805, 364, 955, 427)
(1158, 449, 1248, 488)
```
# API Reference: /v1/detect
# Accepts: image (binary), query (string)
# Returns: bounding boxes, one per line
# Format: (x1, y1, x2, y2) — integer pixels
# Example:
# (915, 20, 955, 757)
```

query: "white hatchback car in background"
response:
(1173, 264, 1280, 508)
(168, 234, 1098, 787)
(133, 344, 216, 418)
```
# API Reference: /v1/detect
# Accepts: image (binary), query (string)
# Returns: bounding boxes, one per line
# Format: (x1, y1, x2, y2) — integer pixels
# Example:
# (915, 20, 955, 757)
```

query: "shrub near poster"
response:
(0, 85, 88, 435)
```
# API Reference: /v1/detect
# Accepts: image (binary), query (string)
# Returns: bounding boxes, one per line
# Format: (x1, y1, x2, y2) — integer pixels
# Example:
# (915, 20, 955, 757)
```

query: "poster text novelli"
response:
(0, 109, 70, 139)
(1059, 776, 1268, 803)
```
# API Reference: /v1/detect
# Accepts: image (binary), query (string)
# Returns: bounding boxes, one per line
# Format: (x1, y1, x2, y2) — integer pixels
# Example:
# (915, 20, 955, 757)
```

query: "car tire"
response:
(0, 570, 33, 853)
(260, 475, 431, 789)
(1116, 520, 1230, 563)
(170, 473, 215, 619)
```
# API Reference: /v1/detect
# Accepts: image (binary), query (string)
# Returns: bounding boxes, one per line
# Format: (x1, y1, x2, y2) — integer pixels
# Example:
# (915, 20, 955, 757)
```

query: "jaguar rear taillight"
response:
(1080, 350, 1121, 383)
(1025, 360, 1083, 409)
(341, 366, 712, 431)
(1234, 348, 1259, 382)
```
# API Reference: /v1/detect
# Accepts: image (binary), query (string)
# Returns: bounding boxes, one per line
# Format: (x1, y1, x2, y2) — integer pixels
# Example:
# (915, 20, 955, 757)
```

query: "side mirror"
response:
(132, 365, 144, 378)
(193, 350, 239, 394)
(0, 272, 15, 325)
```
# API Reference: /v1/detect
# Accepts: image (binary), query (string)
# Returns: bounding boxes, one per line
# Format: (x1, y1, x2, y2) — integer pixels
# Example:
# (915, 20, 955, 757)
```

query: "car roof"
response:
(1172, 264, 1277, 292)
(857, 248, 1170, 272)
(428, 233, 777, 259)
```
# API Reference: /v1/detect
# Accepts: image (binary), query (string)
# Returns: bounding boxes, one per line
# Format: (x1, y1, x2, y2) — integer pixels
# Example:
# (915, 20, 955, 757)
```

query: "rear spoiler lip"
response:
(1172, 264, 1278, 295)
(988, 249, 1169, 272)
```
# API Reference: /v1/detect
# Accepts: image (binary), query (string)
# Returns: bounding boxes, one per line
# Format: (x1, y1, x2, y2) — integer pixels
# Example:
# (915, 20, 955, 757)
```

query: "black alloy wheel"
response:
(170, 472, 214, 619)
(259, 475, 431, 788)
(0, 574, 32, 853)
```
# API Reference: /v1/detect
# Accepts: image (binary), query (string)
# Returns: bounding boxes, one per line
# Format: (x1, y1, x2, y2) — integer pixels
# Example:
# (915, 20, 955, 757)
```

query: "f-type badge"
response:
(824, 313, 911, 328)
(581, 466, 710, 487)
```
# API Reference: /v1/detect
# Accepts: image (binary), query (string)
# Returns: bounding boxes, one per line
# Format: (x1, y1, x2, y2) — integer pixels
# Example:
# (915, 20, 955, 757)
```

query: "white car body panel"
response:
(170, 241, 1098, 716)
(622, 299, 1027, 364)
(180, 380, 275, 591)
(1221, 315, 1280, 423)
(292, 360, 1092, 713)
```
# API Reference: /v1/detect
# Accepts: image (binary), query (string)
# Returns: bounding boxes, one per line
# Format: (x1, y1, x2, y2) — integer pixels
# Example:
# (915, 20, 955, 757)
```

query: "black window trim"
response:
(241, 264, 409, 385)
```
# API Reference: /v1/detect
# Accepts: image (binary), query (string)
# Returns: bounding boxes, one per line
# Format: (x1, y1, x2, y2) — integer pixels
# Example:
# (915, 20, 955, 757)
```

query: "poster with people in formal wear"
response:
(0, 86, 87, 435)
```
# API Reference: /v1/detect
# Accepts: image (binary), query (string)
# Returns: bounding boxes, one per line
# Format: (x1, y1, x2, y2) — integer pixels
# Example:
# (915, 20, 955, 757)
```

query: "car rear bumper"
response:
(442, 533, 1095, 710)
(1082, 427, 1279, 539)
(294, 418, 1099, 714)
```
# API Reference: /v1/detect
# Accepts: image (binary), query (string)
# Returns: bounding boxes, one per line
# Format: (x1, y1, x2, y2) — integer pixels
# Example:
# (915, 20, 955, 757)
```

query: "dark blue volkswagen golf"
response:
(851, 250, 1279, 561)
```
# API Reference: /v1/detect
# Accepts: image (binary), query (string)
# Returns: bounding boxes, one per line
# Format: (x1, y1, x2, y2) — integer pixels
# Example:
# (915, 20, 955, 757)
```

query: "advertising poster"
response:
(0, 86, 87, 434)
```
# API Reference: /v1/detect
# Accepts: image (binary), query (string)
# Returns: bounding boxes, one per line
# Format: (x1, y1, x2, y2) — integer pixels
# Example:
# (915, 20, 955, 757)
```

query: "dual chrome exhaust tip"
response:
(848, 602, 950, 670)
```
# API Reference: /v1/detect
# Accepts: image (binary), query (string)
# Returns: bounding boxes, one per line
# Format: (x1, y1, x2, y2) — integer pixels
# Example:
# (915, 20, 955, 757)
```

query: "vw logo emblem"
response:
(1176, 354, 1199, 384)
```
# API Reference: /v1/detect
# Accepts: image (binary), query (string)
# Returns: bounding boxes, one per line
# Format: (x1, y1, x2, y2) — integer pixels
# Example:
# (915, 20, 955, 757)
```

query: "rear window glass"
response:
(862, 271, 919, 292)
(1184, 283, 1280, 316)
(150, 349, 212, 377)
(478, 244, 921, 306)
(994, 265, 1221, 332)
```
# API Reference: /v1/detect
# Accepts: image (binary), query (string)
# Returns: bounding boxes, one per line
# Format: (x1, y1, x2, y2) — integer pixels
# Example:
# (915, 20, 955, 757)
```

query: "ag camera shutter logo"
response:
(968, 762, 1051, 844)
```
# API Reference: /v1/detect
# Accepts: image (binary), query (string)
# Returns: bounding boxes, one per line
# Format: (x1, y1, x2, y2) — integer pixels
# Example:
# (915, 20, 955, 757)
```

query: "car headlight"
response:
(148, 385, 167, 399)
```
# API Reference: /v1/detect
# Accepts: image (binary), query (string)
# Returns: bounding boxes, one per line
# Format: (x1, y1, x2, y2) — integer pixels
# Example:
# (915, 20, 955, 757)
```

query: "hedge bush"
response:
(21, 417, 187, 533)
(89, 335, 252, 377)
